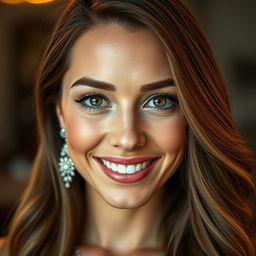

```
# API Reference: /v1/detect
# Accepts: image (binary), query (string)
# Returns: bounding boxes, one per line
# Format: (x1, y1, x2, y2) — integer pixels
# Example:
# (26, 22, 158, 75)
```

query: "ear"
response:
(56, 103, 66, 129)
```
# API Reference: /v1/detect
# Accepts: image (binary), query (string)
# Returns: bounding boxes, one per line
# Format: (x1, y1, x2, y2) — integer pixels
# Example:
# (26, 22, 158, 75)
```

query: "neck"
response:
(82, 184, 165, 254)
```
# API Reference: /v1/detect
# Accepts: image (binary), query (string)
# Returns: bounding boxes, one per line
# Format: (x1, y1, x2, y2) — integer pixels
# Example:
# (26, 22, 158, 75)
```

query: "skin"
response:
(56, 23, 186, 256)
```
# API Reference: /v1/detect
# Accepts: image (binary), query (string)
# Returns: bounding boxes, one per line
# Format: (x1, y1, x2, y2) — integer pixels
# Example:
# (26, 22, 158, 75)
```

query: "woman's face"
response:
(57, 23, 186, 208)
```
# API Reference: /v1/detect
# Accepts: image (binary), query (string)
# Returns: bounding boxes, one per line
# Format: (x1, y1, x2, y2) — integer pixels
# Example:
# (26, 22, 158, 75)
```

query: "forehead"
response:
(65, 23, 172, 90)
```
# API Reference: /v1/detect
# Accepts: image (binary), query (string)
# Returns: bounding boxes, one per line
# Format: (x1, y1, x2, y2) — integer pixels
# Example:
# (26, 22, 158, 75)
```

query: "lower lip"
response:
(94, 158, 160, 184)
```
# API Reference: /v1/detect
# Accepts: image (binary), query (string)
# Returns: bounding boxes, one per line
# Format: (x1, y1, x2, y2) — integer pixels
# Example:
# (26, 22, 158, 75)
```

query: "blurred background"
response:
(0, 0, 255, 236)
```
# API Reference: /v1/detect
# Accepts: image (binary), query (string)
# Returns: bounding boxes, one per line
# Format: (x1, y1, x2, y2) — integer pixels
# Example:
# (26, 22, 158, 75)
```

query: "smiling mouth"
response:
(100, 158, 152, 174)
(93, 156, 161, 184)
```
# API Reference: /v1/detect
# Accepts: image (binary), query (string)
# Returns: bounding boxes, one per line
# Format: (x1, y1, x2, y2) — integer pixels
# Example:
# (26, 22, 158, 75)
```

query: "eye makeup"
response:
(74, 91, 111, 112)
(142, 93, 179, 112)
(74, 91, 179, 113)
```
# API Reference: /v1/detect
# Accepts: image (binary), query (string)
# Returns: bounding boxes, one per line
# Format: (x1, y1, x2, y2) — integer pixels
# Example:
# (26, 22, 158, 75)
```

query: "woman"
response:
(1, 0, 255, 255)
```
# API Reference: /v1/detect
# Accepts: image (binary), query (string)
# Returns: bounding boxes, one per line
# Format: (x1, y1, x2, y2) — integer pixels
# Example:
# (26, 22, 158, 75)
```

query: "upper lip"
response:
(94, 156, 161, 165)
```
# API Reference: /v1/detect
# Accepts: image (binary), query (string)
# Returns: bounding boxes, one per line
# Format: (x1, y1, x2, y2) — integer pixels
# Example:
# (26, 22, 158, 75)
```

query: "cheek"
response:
(64, 112, 104, 153)
(147, 113, 186, 153)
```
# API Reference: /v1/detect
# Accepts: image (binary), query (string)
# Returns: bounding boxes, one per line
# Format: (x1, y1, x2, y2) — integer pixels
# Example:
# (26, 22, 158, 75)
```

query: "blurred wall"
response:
(0, 0, 65, 234)
(198, 0, 256, 133)
(0, 0, 255, 235)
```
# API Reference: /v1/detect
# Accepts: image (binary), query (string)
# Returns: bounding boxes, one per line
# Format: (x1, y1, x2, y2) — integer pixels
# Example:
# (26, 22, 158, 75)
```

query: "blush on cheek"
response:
(65, 116, 104, 153)
(150, 115, 186, 153)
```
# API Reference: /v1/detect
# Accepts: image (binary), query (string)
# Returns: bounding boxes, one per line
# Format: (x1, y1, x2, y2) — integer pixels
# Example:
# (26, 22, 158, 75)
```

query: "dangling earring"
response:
(58, 128, 76, 188)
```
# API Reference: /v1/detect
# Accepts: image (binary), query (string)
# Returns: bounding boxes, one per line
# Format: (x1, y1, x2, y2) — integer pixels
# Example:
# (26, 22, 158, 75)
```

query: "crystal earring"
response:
(58, 128, 76, 188)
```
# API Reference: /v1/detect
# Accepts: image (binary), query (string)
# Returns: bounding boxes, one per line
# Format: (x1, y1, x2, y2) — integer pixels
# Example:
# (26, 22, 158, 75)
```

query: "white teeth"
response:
(142, 162, 147, 169)
(106, 161, 111, 169)
(101, 159, 151, 174)
(111, 163, 118, 171)
(127, 165, 136, 174)
(136, 163, 142, 172)
(117, 165, 126, 174)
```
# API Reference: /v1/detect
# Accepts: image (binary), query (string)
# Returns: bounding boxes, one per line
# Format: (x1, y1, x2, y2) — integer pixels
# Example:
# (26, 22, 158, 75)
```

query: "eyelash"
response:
(74, 92, 111, 111)
(74, 91, 179, 112)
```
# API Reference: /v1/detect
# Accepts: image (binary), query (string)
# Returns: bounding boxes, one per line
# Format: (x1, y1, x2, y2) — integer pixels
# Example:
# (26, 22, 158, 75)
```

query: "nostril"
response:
(109, 130, 146, 150)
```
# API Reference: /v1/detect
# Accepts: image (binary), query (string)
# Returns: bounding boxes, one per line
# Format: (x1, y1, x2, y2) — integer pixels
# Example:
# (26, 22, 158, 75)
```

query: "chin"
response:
(102, 190, 153, 209)
(106, 200, 149, 209)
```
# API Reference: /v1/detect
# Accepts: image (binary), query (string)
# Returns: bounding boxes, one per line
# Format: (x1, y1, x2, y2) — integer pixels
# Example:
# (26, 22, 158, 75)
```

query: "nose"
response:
(109, 107, 146, 151)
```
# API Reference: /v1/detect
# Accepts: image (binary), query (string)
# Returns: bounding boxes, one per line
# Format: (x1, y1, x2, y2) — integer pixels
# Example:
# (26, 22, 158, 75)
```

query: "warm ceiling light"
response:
(1, 0, 55, 3)
(26, 0, 55, 3)
(1, 0, 24, 3)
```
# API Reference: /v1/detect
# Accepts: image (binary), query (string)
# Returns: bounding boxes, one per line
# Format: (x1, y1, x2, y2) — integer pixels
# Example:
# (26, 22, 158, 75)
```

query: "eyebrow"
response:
(71, 76, 174, 91)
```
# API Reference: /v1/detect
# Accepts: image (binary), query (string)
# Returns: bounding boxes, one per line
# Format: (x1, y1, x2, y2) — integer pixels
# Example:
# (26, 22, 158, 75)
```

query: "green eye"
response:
(143, 93, 179, 111)
(75, 92, 179, 113)
(75, 93, 110, 111)
(89, 96, 104, 106)
(152, 96, 167, 107)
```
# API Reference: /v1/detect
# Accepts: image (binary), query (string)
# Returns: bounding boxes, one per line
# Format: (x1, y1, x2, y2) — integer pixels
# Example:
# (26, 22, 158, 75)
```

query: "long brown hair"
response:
(3, 0, 255, 255)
